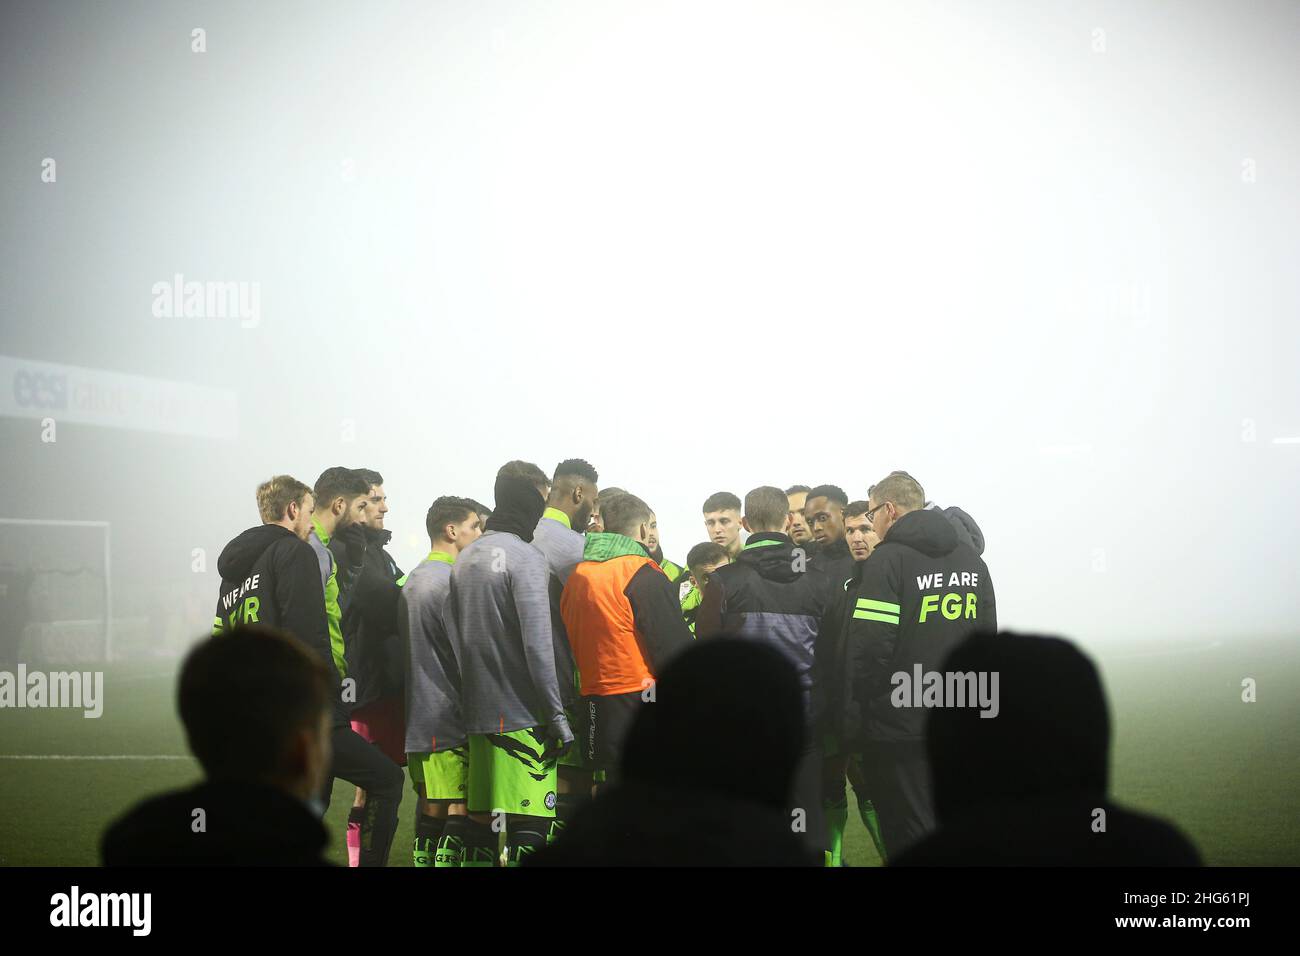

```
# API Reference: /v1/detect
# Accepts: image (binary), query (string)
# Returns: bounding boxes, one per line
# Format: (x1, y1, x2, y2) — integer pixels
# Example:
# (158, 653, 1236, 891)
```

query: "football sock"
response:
(548, 792, 585, 845)
(505, 822, 547, 867)
(435, 816, 466, 868)
(824, 795, 848, 867)
(413, 814, 443, 868)
(346, 807, 364, 867)
(858, 796, 887, 863)
(460, 817, 498, 868)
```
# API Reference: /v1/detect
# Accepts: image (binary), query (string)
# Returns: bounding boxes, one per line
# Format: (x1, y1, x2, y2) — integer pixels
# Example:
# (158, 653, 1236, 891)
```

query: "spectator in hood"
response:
(895, 632, 1201, 866)
(527, 638, 819, 866)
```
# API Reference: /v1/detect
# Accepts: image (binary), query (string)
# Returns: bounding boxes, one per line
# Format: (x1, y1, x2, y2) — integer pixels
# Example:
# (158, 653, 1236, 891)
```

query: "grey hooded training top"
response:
(400, 551, 464, 754)
(445, 530, 573, 743)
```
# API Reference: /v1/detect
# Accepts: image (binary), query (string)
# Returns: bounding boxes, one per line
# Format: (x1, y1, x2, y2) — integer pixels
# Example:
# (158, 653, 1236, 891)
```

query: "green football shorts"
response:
(407, 747, 469, 801)
(467, 728, 558, 818)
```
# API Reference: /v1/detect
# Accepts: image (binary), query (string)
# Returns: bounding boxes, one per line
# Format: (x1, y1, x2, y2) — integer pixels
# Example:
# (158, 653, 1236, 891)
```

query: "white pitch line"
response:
(0, 754, 191, 761)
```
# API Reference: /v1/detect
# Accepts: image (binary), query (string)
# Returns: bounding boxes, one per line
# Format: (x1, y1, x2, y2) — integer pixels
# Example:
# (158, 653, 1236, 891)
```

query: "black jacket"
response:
(215, 524, 346, 723)
(101, 779, 331, 866)
(214, 525, 326, 640)
(341, 527, 404, 710)
(527, 781, 818, 866)
(811, 553, 865, 740)
(842, 508, 997, 744)
(696, 533, 832, 709)
(929, 503, 986, 556)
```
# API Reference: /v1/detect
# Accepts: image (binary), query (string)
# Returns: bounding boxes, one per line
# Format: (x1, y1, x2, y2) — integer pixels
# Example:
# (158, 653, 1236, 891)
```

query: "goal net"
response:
(0, 519, 111, 664)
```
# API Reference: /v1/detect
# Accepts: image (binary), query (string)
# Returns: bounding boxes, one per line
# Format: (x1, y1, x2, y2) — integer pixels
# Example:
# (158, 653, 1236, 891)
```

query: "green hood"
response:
(582, 531, 650, 563)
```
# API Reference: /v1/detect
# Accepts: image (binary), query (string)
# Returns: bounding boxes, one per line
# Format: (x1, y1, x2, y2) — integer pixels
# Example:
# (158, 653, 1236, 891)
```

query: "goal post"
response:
(0, 518, 112, 663)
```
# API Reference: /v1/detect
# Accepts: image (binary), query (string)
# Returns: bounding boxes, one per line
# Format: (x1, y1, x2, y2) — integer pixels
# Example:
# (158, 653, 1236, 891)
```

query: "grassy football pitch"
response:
(1, 636, 1295, 866)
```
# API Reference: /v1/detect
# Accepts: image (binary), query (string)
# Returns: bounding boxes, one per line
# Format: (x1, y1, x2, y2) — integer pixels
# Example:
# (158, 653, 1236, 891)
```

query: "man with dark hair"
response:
(702, 491, 744, 560)
(534, 459, 600, 582)
(498, 459, 551, 499)
(532, 458, 600, 843)
(696, 485, 830, 856)
(843, 500, 880, 561)
(401, 496, 484, 867)
(815, 498, 886, 866)
(679, 541, 729, 636)
(785, 485, 813, 546)
(309, 466, 403, 866)
(839, 471, 997, 857)
(102, 626, 333, 865)
(340, 468, 406, 866)
(645, 511, 685, 584)
(805, 484, 848, 552)
(467, 499, 492, 528)
(587, 486, 627, 534)
(445, 466, 573, 865)
(561, 492, 693, 791)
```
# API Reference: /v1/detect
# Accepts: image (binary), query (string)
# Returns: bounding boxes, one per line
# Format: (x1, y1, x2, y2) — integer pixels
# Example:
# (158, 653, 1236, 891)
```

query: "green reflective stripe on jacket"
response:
(857, 598, 901, 614)
(853, 609, 900, 624)
(742, 538, 783, 551)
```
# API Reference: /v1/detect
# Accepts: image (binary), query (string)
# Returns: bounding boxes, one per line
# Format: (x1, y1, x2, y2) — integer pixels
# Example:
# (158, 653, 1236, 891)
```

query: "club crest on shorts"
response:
(545, 791, 557, 810)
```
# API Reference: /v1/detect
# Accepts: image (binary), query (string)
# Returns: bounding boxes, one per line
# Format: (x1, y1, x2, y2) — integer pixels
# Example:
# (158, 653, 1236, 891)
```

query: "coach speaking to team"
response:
(840, 472, 997, 858)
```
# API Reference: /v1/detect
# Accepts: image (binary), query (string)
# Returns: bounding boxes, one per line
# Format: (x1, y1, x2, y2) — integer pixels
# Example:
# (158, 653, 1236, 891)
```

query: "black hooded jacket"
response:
(528, 639, 819, 866)
(696, 532, 832, 711)
(929, 503, 986, 556)
(341, 526, 404, 710)
(213, 524, 344, 722)
(894, 632, 1200, 866)
(842, 508, 997, 745)
(102, 779, 330, 866)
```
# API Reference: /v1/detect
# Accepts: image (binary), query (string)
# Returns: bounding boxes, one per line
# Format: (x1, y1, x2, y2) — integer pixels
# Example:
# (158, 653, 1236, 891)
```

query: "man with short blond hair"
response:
(256, 475, 315, 532)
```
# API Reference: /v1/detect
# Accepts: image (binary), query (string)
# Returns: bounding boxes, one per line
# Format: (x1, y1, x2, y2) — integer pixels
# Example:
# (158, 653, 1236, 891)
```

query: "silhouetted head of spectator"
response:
(179, 626, 333, 803)
(621, 638, 804, 809)
(927, 631, 1110, 824)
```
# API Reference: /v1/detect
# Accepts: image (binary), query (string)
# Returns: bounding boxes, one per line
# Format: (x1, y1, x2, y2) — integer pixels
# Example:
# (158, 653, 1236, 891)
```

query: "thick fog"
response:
(2, 0, 1297, 652)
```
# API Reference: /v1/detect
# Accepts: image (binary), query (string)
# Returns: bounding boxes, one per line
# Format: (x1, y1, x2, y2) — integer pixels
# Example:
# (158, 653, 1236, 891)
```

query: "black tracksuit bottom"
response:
(858, 739, 936, 859)
(321, 722, 404, 867)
